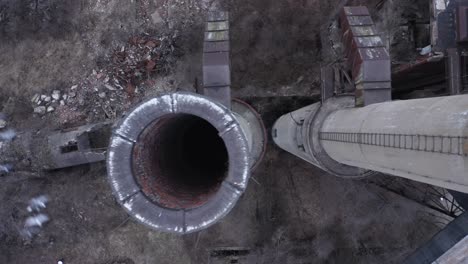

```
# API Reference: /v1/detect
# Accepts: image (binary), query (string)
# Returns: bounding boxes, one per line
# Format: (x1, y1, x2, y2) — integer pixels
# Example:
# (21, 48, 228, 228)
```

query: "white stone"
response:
(71, 85, 78, 90)
(43, 96, 51, 102)
(52, 90, 61, 100)
(98, 92, 106, 98)
(62, 94, 68, 100)
(31, 94, 40, 103)
(47, 106, 55, 113)
(0, 119, 6, 129)
(104, 84, 116, 91)
(60, 100, 65, 106)
(68, 92, 76, 98)
(34, 106, 46, 115)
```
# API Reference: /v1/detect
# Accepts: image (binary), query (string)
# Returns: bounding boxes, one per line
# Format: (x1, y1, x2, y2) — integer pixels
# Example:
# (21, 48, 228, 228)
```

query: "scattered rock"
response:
(43, 96, 52, 103)
(68, 92, 76, 98)
(31, 94, 41, 104)
(47, 106, 55, 113)
(34, 106, 47, 115)
(0, 129, 16, 141)
(62, 94, 68, 100)
(296, 75, 304, 84)
(71, 85, 78, 90)
(40, 95, 47, 100)
(98, 92, 106, 98)
(0, 164, 12, 174)
(60, 100, 65, 106)
(27, 195, 49, 213)
(0, 119, 6, 129)
(104, 84, 116, 91)
(52, 90, 61, 100)
(25, 214, 49, 228)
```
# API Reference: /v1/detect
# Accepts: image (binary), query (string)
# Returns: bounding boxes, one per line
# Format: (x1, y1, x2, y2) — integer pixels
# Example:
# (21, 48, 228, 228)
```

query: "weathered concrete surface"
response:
(321, 95, 468, 193)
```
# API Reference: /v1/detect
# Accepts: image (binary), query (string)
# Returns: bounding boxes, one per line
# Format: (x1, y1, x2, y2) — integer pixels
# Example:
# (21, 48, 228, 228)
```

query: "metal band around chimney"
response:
(106, 93, 251, 234)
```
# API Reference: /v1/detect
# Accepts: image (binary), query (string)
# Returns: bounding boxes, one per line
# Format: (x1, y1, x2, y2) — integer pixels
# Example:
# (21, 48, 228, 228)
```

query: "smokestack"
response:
(272, 95, 468, 193)
(107, 93, 265, 234)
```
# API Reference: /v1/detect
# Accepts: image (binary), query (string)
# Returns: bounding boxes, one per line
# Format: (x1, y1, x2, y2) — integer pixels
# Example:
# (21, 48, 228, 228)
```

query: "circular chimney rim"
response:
(107, 92, 251, 234)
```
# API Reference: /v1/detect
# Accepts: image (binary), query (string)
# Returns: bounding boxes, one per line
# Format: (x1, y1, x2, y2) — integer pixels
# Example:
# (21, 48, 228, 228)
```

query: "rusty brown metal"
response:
(339, 6, 391, 106)
(132, 114, 229, 210)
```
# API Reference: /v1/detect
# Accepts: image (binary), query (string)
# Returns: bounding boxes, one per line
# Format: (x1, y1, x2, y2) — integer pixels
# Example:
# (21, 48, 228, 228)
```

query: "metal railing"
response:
(320, 132, 467, 156)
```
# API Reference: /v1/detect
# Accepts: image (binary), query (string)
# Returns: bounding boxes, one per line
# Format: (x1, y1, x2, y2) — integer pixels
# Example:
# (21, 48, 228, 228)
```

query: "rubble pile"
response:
(30, 33, 177, 124)
(31, 90, 71, 115)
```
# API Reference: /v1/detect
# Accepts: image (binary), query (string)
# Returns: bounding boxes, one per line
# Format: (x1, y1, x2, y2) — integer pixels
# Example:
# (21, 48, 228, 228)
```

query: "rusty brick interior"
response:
(132, 114, 229, 209)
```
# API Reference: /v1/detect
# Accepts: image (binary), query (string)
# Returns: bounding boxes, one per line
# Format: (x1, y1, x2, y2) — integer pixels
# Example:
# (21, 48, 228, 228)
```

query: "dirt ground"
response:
(0, 0, 449, 263)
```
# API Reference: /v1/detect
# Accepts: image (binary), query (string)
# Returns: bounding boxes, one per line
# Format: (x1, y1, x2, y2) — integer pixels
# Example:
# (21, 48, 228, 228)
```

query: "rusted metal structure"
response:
(393, 0, 468, 97)
(106, 11, 266, 234)
(339, 7, 391, 106)
(274, 5, 468, 190)
(203, 11, 231, 107)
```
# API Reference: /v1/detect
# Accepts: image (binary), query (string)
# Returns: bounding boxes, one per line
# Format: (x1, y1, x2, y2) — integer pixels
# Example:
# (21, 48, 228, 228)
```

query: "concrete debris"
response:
(0, 129, 16, 141)
(0, 164, 13, 174)
(295, 75, 304, 84)
(34, 106, 47, 115)
(27, 195, 49, 213)
(25, 214, 49, 228)
(47, 106, 55, 113)
(104, 84, 116, 91)
(0, 119, 6, 129)
(52, 90, 61, 100)
(31, 94, 41, 104)
(41, 33, 177, 124)
(420, 45, 432, 56)
(21, 214, 50, 238)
